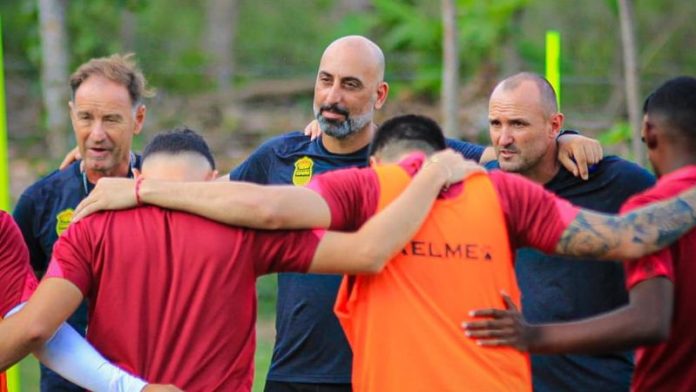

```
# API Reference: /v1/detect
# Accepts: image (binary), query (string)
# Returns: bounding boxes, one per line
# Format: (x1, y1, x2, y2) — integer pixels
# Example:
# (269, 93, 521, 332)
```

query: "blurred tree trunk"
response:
(204, 0, 239, 94)
(441, 0, 460, 138)
(618, 0, 644, 165)
(38, 0, 69, 159)
(333, 0, 371, 15)
(120, 8, 136, 52)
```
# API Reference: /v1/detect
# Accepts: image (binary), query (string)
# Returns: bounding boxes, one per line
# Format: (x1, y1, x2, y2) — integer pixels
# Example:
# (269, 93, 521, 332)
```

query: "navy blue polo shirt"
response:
(13, 156, 141, 390)
(231, 131, 483, 384)
(487, 156, 655, 392)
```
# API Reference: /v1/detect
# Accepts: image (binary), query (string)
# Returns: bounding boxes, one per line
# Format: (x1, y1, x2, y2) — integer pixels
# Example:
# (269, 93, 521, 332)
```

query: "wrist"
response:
(556, 129, 580, 143)
(424, 156, 452, 187)
(135, 177, 144, 206)
(525, 324, 545, 352)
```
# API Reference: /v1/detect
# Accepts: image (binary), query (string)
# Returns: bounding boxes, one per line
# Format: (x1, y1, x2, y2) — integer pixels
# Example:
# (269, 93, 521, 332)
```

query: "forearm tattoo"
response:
(558, 187, 696, 258)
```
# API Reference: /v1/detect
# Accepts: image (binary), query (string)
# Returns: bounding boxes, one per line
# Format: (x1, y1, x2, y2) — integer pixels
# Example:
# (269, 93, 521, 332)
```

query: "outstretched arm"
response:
(3, 301, 181, 391)
(555, 187, 696, 259)
(309, 150, 484, 274)
(0, 279, 83, 371)
(35, 322, 150, 391)
(74, 177, 332, 229)
(464, 277, 673, 353)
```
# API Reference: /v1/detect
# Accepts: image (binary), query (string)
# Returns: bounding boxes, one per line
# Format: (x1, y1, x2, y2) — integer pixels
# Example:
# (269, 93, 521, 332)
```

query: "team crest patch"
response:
(56, 208, 74, 236)
(292, 156, 314, 186)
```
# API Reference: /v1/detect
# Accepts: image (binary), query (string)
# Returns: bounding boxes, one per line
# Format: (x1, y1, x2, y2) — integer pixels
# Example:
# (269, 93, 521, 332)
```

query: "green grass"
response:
(16, 356, 40, 391)
(13, 275, 279, 391)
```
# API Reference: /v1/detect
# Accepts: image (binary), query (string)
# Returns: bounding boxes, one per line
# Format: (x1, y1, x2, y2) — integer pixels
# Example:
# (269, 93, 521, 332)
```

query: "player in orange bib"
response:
(334, 162, 527, 390)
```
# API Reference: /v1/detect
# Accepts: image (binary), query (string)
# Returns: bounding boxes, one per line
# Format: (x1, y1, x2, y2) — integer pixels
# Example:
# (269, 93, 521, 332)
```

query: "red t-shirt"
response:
(310, 166, 578, 252)
(0, 211, 37, 318)
(46, 206, 320, 391)
(622, 165, 696, 392)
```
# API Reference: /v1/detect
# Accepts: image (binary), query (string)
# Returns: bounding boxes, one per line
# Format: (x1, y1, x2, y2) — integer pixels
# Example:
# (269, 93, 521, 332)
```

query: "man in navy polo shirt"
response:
(231, 36, 603, 392)
(13, 53, 152, 391)
(485, 72, 655, 391)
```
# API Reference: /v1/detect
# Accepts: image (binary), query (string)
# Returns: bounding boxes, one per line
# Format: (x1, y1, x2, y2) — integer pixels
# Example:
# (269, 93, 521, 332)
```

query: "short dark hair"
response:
(643, 76, 696, 146)
(143, 127, 216, 169)
(368, 114, 447, 159)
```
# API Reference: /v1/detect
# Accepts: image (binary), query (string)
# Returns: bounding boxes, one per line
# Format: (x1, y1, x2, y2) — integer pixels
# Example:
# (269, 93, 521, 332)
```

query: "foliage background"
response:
(1, 0, 695, 390)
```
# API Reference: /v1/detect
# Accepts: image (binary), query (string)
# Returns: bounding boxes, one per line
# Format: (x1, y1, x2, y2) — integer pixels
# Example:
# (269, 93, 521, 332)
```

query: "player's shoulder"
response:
(623, 165, 696, 210)
(20, 162, 81, 200)
(598, 155, 651, 175)
(254, 130, 314, 157)
(594, 155, 655, 188)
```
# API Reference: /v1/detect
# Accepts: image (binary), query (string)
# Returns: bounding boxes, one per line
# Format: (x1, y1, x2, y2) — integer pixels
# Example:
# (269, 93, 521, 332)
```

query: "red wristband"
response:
(135, 177, 144, 206)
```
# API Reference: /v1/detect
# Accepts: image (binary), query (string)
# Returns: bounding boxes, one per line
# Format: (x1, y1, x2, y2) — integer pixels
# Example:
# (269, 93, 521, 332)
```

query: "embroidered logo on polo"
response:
(292, 156, 314, 186)
(56, 208, 74, 236)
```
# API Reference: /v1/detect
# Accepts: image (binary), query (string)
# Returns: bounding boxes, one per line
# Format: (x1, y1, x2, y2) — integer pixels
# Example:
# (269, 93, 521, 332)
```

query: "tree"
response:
(38, 0, 69, 159)
(441, 0, 459, 138)
(617, 0, 643, 165)
(204, 0, 240, 94)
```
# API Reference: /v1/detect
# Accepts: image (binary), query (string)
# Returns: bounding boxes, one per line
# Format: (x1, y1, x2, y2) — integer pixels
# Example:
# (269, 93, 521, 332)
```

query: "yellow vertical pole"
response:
(0, 14, 20, 392)
(0, 16, 9, 212)
(545, 30, 561, 110)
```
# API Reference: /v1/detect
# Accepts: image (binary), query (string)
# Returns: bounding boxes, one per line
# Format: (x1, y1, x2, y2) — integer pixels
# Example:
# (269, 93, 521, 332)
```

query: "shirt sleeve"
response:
(12, 191, 49, 273)
(621, 194, 674, 289)
(45, 221, 94, 297)
(0, 212, 37, 318)
(490, 171, 579, 254)
(250, 229, 324, 276)
(446, 138, 485, 162)
(307, 167, 379, 231)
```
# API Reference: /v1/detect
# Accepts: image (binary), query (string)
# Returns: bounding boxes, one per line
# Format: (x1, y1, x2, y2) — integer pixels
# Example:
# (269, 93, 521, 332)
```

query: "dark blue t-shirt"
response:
(13, 156, 141, 391)
(231, 131, 483, 383)
(487, 156, 655, 392)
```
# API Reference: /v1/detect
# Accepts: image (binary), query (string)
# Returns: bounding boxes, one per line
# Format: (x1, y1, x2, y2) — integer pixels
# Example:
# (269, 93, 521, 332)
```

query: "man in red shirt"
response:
(465, 76, 696, 391)
(0, 128, 472, 391)
(0, 211, 180, 391)
(72, 116, 696, 390)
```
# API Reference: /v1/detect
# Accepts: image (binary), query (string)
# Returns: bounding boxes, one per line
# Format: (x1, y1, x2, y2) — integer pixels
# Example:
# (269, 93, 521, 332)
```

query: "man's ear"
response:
(369, 156, 380, 167)
(644, 130, 658, 149)
(133, 104, 147, 136)
(374, 82, 389, 110)
(206, 170, 219, 181)
(550, 112, 565, 137)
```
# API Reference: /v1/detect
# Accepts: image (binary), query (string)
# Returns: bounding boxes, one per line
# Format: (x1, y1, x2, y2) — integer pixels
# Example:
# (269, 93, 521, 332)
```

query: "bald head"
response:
(492, 72, 558, 118)
(322, 35, 385, 81)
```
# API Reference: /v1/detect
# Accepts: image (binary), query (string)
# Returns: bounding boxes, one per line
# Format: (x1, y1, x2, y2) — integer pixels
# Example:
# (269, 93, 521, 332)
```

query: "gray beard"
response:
(317, 110, 373, 139)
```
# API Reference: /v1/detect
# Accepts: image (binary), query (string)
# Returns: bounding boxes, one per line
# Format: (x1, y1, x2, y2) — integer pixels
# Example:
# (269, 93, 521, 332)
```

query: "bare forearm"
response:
(0, 313, 47, 371)
(310, 162, 451, 274)
(140, 180, 330, 229)
(531, 308, 656, 354)
(353, 162, 451, 267)
(556, 186, 696, 259)
(529, 278, 672, 353)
